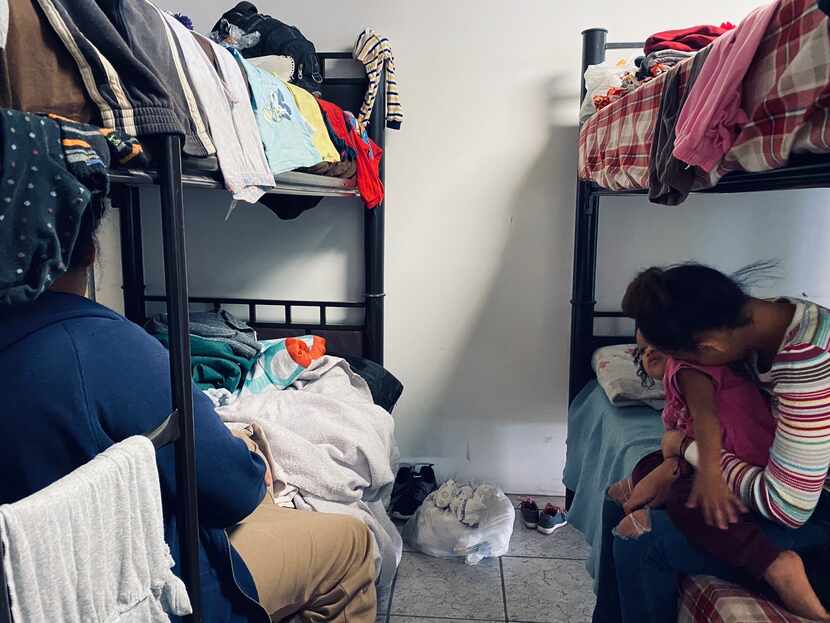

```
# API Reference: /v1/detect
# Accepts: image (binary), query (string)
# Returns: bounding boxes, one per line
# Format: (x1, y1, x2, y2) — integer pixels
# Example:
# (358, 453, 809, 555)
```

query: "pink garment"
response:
(672, 0, 780, 172)
(662, 358, 776, 467)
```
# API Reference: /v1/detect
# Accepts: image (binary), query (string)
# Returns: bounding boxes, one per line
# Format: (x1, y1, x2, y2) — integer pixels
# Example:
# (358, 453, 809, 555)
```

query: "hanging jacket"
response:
(212, 2, 323, 95)
(0, 292, 270, 623)
(32, 0, 215, 156)
(353, 28, 402, 130)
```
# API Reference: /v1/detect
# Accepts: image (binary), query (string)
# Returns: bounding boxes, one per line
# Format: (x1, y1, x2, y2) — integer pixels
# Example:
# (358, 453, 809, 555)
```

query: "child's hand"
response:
(686, 467, 747, 529)
(624, 459, 678, 514)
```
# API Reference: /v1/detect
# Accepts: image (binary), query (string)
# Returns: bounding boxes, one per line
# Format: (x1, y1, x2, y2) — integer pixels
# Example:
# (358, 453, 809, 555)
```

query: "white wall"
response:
(97, 0, 830, 494)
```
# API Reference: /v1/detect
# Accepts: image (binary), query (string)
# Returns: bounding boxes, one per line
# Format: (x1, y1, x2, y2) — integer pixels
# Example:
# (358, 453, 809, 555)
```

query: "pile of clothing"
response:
(206, 341, 402, 601)
(584, 22, 736, 119)
(433, 481, 500, 528)
(644, 23, 735, 55)
(147, 310, 261, 392)
(1, 0, 394, 218)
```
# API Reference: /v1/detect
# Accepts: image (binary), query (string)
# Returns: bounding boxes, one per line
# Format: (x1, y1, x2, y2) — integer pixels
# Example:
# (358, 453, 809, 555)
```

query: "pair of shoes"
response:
(390, 464, 438, 520)
(519, 498, 568, 535)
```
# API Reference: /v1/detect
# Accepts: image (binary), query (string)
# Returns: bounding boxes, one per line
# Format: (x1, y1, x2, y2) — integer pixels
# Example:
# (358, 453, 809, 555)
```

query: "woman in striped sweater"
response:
(592, 263, 830, 623)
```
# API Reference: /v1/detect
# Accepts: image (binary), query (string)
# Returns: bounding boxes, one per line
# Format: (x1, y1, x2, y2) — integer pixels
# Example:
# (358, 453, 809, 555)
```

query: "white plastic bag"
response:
(579, 57, 637, 122)
(402, 484, 515, 565)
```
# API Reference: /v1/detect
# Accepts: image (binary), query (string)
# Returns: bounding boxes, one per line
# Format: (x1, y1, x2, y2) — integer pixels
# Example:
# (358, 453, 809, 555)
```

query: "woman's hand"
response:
(661, 430, 686, 458)
(624, 458, 679, 514)
(686, 466, 747, 529)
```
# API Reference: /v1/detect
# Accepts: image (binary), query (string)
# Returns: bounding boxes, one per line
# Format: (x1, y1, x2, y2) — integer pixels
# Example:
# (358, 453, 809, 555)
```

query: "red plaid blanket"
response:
(578, 0, 830, 192)
(679, 575, 810, 623)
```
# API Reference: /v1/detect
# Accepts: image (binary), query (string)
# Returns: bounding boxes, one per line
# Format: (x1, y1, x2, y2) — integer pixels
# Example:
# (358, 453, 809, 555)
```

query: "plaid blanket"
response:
(578, 0, 830, 192)
(679, 575, 810, 623)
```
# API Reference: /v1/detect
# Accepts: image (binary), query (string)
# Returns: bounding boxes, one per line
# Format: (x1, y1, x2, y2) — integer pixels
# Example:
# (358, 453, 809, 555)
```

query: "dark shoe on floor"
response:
(519, 497, 540, 528)
(537, 503, 567, 535)
(390, 463, 437, 520)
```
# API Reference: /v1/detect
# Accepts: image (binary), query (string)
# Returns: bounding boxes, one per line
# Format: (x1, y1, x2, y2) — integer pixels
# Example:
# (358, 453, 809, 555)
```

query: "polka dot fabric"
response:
(0, 109, 90, 305)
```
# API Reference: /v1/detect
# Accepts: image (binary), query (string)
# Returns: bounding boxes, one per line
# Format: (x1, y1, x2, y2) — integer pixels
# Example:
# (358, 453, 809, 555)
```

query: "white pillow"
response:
(591, 344, 665, 410)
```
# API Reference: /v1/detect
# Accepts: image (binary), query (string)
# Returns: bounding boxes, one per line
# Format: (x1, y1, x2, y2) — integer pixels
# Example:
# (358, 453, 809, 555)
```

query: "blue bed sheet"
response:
(563, 381, 664, 588)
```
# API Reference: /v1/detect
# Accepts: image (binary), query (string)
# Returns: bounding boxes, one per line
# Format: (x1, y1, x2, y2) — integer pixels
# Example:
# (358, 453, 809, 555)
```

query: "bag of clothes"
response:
(212, 2, 323, 95)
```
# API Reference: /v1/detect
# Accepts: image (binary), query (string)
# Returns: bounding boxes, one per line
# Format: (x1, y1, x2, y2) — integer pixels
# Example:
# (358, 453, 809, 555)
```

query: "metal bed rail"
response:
(143, 294, 365, 328)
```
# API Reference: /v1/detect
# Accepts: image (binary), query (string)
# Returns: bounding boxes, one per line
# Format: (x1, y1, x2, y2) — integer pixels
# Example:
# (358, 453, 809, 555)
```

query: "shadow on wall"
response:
(405, 123, 578, 493)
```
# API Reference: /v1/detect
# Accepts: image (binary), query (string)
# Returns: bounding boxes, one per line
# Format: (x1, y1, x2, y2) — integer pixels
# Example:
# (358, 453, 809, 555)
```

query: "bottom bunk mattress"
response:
(563, 380, 663, 584)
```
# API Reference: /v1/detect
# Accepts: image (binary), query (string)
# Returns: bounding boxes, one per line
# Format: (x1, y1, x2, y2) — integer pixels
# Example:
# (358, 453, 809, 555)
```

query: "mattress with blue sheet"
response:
(563, 380, 663, 586)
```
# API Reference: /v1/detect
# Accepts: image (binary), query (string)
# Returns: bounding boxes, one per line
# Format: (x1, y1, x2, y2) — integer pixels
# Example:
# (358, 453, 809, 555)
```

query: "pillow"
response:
(591, 344, 665, 410)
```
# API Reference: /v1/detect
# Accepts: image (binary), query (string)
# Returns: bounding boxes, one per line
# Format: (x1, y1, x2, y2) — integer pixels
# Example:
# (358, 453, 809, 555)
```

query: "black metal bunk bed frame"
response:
(568, 28, 830, 407)
(0, 53, 385, 623)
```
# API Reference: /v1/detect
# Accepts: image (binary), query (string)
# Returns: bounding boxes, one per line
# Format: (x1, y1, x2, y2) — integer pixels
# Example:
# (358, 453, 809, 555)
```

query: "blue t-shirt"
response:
(233, 50, 321, 175)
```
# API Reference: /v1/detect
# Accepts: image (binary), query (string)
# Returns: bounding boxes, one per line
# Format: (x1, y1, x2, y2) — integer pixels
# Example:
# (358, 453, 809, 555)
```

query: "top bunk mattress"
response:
(578, 0, 830, 194)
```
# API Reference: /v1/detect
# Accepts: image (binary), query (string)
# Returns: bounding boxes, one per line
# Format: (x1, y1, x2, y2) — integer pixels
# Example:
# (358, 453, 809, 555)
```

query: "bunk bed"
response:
(565, 1, 830, 620)
(0, 52, 387, 623)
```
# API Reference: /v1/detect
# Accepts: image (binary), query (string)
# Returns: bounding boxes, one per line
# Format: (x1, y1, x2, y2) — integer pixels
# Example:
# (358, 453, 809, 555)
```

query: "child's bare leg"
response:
(765, 550, 830, 621)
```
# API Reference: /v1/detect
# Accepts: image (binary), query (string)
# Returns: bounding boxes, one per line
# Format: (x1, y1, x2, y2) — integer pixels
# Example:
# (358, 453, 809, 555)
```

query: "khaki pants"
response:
(230, 497, 377, 623)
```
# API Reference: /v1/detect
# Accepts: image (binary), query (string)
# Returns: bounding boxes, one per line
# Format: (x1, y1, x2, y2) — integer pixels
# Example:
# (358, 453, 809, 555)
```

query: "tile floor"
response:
(381, 495, 596, 623)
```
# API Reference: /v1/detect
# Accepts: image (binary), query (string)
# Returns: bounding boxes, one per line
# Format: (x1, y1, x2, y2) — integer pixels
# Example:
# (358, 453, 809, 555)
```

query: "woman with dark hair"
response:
(592, 262, 830, 623)
(0, 111, 377, 623)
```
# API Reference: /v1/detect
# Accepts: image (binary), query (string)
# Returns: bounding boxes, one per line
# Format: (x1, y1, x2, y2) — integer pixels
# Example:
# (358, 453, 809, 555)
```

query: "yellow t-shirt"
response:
(285, 83, 341, 163)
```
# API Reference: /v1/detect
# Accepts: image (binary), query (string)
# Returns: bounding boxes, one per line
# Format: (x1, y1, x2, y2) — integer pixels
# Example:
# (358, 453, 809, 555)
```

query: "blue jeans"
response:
(592, 495, 830, 623)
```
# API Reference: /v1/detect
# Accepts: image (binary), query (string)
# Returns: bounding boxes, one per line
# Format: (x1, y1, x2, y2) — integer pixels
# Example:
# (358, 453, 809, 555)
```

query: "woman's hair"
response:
(621, 261, 779, 353)
(68, 198, 109, 270)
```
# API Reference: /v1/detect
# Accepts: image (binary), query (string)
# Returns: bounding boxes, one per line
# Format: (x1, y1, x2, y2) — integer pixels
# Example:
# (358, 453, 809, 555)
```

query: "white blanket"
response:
(0, 436, 191, 623)
(210, 356, 402, 592)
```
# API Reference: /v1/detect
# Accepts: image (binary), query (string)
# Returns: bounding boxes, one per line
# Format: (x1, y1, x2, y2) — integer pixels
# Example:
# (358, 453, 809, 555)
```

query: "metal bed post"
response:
(158, 135, 202, 623)
(117, 185, 147, 325)
(568, 29, 607, 404)
(365, 73, 386, 366)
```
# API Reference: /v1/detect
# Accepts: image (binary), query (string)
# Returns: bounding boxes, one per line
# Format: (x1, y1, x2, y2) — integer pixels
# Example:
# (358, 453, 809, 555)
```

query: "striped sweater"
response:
(719, 299, 830, 527)
(353, 28, 403, 130)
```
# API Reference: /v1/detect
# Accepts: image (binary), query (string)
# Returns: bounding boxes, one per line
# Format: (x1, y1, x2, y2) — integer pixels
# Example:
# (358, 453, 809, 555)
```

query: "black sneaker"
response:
(390, 463, 437, 520)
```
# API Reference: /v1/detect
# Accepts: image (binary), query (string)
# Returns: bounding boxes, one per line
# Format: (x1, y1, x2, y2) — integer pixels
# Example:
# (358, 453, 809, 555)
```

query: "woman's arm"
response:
(685, 347, 830, 528)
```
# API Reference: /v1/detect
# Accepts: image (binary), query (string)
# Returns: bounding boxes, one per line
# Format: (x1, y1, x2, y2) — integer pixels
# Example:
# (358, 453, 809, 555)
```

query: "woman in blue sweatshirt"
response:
(0, 111, 376, 623)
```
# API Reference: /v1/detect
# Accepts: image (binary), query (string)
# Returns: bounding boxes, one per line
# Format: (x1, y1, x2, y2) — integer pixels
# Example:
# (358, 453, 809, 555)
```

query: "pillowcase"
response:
(591, 344, 665, 410)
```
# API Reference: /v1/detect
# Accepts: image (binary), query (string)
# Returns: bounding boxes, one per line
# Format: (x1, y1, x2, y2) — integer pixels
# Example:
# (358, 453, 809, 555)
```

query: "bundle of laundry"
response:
(402, 481, 515, 566)
(147, 310, 261, 392)
(635, 49, 695, 81)
(211, 1, 323, 95)
(207, 353, 402, 599)
(31, 0, 216, 158)
(0, 436, 192, 622)
(433, 481, 502, 527)
(643, 22, 735, 55)
(160, 12, 276, 204)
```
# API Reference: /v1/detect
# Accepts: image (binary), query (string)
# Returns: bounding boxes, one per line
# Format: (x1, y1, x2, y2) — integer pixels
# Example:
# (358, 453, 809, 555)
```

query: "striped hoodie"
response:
(720, 299, 830, 527)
